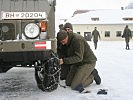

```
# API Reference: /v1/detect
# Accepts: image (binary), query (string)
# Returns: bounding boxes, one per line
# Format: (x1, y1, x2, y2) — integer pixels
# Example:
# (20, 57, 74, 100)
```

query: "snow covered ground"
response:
(0, 41, 133, 100)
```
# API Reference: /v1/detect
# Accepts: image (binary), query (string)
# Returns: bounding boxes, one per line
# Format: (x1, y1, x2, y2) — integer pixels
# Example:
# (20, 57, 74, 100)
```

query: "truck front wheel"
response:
(35, 53, 60, 92)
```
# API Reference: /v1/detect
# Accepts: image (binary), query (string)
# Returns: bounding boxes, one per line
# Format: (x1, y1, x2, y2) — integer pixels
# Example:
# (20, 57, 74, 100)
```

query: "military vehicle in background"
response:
(0, 0, 60, 92)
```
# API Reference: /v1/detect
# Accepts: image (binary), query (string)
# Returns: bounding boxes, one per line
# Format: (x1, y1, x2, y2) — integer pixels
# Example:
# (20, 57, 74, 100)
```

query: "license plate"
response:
(1, 12, 46, 20)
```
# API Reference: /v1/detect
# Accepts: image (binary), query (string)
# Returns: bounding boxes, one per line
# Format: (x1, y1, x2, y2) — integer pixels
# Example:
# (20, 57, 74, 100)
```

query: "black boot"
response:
(92, 69, 101, 85)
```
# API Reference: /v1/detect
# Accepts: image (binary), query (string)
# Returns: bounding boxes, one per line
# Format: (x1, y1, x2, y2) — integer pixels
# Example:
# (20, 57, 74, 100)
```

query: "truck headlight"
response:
(24, 23, 40, 39)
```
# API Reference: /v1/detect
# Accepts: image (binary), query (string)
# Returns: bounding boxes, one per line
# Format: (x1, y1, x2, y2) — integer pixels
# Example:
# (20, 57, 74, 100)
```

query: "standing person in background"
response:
(59, 24, 64, 31)
(92, 27, 101, 49)
(122, 25, 132, 50)
(57, 29, 101, 93)
(63, 22, 73, 33)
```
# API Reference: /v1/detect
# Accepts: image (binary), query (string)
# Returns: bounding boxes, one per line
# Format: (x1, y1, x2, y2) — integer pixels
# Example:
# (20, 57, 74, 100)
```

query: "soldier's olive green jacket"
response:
(92, 29, 100, 42)
(122, 28, 132, 38)
(62, 33, 97, 65)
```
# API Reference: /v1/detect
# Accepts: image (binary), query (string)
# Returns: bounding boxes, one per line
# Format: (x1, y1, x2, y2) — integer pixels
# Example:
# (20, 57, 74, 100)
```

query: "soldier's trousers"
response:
(94, 40, 98, 49)
(125, 38, 130, 49)
(65, 62, 96, 90)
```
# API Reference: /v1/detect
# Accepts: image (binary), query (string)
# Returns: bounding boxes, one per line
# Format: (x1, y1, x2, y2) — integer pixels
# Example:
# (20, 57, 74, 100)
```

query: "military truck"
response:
(0, 0, 60, 92)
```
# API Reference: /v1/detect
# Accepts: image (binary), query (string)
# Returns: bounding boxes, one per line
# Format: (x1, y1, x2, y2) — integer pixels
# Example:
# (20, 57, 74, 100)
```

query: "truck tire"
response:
(35, 53, 60, 92)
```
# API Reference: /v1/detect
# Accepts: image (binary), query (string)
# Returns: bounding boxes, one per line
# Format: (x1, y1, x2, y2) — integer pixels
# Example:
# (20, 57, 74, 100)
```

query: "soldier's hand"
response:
(59, 58, 64, 65)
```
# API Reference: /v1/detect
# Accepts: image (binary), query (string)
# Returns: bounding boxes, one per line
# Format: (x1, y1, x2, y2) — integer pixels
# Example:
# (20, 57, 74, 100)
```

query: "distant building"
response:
(66, 9, 133, 41)
(125, 2, 133, 9)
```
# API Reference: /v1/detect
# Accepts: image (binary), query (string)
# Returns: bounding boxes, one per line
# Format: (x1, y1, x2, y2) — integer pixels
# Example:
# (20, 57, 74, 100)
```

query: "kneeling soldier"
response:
(57, 29, 101, 93)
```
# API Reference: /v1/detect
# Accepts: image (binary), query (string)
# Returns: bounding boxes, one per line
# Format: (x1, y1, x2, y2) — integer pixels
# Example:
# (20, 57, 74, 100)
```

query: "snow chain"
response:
(42, 53, 61, 92)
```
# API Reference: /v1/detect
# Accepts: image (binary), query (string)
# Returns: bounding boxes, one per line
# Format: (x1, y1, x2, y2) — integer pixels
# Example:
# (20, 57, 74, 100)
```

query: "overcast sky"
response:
(55, 0, 133, 21)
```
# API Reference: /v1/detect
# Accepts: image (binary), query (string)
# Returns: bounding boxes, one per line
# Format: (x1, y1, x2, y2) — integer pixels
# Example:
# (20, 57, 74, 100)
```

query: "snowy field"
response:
(0, 41, 133, 100)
